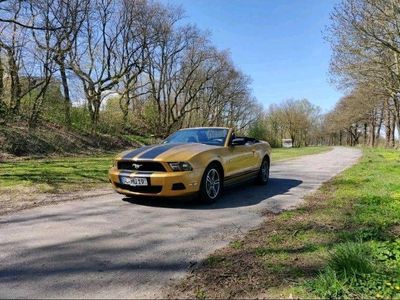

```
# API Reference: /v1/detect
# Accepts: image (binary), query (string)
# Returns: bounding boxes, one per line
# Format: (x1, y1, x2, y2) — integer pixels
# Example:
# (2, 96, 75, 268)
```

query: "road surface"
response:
(0, 147, 361, 298)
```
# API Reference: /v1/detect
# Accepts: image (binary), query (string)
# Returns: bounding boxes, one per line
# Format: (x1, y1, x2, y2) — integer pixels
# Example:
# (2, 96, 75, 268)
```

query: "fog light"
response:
(172, 183, 186, 190)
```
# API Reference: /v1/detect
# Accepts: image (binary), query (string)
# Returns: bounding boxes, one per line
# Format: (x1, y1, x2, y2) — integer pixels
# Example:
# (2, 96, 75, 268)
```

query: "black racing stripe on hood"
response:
(123, 145, 154, 159)
(137, 143, 184, 159)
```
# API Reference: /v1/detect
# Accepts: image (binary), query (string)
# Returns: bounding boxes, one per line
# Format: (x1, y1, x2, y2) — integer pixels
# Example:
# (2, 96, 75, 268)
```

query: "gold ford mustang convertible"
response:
(109, 127, 271, 203)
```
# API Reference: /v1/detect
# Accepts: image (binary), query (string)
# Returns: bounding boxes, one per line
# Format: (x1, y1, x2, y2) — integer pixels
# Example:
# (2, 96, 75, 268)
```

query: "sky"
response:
(160, 0, 342, 113)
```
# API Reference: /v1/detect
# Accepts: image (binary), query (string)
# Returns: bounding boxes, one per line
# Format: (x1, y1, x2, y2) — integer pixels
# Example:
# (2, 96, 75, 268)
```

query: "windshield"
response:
(164, 128, 228, 146)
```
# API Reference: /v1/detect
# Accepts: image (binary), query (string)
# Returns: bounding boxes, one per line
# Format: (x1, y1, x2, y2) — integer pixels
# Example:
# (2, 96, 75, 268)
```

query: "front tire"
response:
(199, 163, 222, 204)
(256, 156, 270, 185)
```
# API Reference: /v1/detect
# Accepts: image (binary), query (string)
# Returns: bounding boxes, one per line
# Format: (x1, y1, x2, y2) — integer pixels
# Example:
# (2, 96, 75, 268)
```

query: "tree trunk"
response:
(88, 94, 101, 136)
(89, 104, 100, 135)
(0, 55, 4, 101)
(390, 112, 396, 148)
(59, 60, 71, 127)
(353, 129, 360, 145)
(119, 93, 130, 131)
(29, 94, 45, 129)
(290, 134, 296, 148)
(397, 118, 400, 145)
(394, 97, 400, 145)
(0, 55, 6, 124)
(376, 107, 383, 144)
(349, 131, 353, 146)
(82, 82, 101, 135)
(370, 123, 376, 147)
(385, 102, 392, 147)
(364, 123, 368, 146)
(29, 66, 52, 129)
(7, 49, 21, 115)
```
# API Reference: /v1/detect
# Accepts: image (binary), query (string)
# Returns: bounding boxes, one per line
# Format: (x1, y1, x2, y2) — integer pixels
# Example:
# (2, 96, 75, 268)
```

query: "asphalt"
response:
(0, 147, 361, 298)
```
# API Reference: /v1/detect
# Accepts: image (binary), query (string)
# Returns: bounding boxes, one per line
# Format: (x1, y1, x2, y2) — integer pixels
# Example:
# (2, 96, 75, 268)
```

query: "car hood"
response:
(117, 143, 220, 161)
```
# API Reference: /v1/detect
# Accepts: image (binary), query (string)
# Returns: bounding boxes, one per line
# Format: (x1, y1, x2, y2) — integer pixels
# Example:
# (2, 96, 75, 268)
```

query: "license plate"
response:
(121, 176, 148, 186)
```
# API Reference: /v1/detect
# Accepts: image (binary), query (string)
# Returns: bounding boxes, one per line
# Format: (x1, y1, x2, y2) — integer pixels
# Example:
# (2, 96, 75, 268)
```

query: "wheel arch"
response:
(264, 154, 270, 167)
(206, 160, 224, 179)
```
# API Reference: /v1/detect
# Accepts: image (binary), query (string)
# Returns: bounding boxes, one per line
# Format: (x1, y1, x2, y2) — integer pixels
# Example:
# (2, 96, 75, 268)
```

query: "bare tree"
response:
(25, 0, 88, 127)
(327, 0, 400, 145)
(274, 99, 320, 147)
(69, 0, 147, 133)
(324, 85, 381, 146)
(0, 0, 262, 138)
(116, 0, 159, 131)
(0, 0, 51, 121)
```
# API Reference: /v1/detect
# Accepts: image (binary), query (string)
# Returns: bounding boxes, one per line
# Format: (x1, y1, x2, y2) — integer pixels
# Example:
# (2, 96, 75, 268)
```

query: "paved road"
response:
(0, 147, 361, 298)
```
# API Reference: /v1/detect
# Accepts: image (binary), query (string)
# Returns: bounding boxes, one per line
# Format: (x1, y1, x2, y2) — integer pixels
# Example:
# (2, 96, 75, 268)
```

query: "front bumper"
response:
(108, 167, 202, 197)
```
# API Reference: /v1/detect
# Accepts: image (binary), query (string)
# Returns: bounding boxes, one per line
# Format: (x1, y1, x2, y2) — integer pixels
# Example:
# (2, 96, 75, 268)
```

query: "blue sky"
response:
(160, 0, 342, 112)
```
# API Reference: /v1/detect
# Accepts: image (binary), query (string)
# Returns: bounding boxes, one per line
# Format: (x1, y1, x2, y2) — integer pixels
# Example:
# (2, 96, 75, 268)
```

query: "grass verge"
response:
(0, 154, 115, 193)
(167, 148, 400, 299)
(272, 146, 332, 161)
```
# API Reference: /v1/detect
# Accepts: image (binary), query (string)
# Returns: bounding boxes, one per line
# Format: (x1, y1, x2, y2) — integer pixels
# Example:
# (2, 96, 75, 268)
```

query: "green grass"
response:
(172, 148, 400, 299)
(326, 242, 373, 277)
(302, 148, 400, 299)
(267, 148, 400, 298)
(272, 146, 332, 161)
(0, 154, 115, 193)
(122, 134, 153, 146)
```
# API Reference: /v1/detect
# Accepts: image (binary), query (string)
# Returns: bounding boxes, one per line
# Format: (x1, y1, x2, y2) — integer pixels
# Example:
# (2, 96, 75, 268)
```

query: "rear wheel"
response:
(199, 163, 222, 204)
(256, 156, 270, 185)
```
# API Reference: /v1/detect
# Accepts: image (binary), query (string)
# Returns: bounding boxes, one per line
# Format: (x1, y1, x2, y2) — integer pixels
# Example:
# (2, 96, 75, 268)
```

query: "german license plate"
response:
(121, 176, 148, 186)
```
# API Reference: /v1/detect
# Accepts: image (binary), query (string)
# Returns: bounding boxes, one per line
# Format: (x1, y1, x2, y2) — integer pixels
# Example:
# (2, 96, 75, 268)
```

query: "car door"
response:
(224, 143, 259, 178)
(240, 142, 260, 171)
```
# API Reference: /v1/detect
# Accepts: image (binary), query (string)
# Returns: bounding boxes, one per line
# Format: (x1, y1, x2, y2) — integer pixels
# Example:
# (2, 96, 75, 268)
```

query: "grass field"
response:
(172, 148, 400, 299)
(271, 146, 332, 161)
(0, 154, 115, 193)
(0, 146, 331, 194)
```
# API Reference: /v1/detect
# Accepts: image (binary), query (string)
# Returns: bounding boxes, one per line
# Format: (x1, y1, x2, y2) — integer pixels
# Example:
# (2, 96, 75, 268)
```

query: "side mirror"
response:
(231, 138, 245, 146)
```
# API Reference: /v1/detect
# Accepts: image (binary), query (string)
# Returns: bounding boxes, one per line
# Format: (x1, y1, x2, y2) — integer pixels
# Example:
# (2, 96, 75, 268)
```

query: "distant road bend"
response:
(0, 147, 361, 298)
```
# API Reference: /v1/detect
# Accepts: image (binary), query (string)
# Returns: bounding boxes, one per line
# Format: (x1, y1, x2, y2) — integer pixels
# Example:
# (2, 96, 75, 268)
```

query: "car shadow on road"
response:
(122, 177, 302, 209)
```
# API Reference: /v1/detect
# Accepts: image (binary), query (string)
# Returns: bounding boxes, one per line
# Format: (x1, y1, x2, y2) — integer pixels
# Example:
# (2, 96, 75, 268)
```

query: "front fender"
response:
(189, 151, 226, 178)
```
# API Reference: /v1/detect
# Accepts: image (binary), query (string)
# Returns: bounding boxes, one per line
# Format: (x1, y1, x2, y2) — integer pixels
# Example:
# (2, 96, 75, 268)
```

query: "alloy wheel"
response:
(261, 160, 269, 181)
(205, 168, 220, 199)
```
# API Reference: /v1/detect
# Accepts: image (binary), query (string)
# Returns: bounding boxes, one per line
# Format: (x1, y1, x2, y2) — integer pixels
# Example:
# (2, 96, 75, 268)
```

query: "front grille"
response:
(115, 183, 162, 194)
(117, 161, 166, 172)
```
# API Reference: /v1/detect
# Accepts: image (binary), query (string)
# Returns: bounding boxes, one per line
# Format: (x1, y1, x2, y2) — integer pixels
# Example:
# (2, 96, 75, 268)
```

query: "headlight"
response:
(168, 162, 193, 171)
